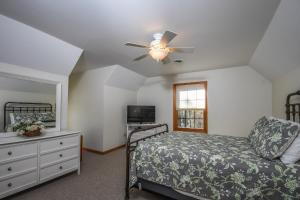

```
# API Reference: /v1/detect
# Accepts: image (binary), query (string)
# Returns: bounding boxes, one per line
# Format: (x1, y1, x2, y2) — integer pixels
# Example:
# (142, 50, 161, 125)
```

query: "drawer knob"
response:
(59, 154, 63, 157)
(59, 166, 63, 170)
(7, 151, 12, 156)
(7, 167, 12, 171)
(60, 142, 63, 145)
(7, 183, 12, 187)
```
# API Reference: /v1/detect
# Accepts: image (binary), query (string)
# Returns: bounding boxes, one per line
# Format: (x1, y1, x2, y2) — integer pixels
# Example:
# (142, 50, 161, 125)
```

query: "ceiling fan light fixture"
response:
(149, 47, 169, 62)
(125, 30, 194, 63)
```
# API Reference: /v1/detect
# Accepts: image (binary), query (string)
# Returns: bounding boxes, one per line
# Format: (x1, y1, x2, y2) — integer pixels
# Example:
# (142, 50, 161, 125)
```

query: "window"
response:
(173, 81, 207, 133)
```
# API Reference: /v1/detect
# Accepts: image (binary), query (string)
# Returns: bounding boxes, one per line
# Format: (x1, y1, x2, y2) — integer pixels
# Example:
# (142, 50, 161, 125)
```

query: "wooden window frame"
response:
(173, 81, 208, 133)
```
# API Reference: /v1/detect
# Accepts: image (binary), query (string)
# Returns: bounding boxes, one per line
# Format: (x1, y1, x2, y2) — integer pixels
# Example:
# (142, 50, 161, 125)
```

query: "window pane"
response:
(179, 91, 188, 100)
(196, 99, 205, 109)
(178, 110, 185, 118)
(179, 100, 187, 109)
(178, 119, 186, 128)
(195, 119, 204, 129)
(195, 110, 204, 118)
(190, 119, 195, 128)
(186, 110, 194, 118)
(197, 89, 205, 100)
(187, 100, 197, 108)
(188, 90, 197, 100)
(186, 119, 192, 128)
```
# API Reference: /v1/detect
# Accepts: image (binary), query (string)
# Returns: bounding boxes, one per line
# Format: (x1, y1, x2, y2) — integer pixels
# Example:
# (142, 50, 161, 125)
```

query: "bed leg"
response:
(125, 143, 130, 199)
(125, 192, 129, 200)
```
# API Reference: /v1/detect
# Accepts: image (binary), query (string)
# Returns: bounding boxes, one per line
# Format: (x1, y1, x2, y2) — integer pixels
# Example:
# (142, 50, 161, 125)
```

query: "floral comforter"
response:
(130, 132, 300, 200)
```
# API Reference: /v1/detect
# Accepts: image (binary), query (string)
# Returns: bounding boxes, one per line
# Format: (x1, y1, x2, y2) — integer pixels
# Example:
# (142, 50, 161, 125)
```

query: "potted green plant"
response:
(13, 120, 45, 137)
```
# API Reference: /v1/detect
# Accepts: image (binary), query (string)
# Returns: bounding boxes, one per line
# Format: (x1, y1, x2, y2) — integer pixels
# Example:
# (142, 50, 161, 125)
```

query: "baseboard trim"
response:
(83, 144, 125, 155)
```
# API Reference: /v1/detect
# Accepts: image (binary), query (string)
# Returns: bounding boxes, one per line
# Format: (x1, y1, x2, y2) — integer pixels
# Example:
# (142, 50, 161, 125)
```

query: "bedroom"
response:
(0, 0, 299, 199)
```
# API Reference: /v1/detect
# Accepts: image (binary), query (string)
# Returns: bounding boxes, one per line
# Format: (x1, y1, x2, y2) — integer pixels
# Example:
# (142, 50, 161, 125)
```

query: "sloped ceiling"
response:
(250, 0, 300, 80)
(0, 0, 280, 77)
(0, 15, 82, 76)
(105, 65, 145, 91)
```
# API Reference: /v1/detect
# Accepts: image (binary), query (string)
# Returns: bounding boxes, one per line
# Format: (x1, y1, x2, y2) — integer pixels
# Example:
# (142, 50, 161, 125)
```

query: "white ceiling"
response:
(250, 0, 300, 80)
(0, 0, 280, 77)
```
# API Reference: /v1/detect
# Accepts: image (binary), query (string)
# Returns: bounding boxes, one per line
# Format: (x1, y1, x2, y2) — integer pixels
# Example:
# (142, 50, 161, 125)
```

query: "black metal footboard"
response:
(125, 123, 169, 199)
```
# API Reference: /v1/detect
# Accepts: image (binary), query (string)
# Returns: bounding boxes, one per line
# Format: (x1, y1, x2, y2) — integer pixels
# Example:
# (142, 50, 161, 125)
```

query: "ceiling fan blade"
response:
(133, 54, 148, 61)
(169, 47, 195, 53)
(125, 42, 149, 48)
(161, 56, 171, 64)
(160, 31, 177, 46)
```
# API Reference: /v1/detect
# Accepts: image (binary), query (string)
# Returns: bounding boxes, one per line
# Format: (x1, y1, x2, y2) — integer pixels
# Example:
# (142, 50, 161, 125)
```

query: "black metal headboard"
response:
(286, 91, 300, 123)
(4, 102, 53, 130)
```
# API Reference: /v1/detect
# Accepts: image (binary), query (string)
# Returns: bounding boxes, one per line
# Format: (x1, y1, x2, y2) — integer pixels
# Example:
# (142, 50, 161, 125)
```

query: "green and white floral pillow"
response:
(251, 117, 300, 160)
(35, 112, 56, 122)
(11, 113, 37, 124)
(248, 116, 269, 146)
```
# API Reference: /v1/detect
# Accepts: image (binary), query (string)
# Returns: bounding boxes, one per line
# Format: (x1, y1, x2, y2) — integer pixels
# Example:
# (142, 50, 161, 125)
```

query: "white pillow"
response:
(280, 134, 300, 164)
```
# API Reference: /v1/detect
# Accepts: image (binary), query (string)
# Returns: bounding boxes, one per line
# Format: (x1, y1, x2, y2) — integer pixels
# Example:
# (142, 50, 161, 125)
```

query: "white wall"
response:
(250, 0, 300, 80)
(69, 65, 272, 148)
(137, 66, 272, 137)
(0, 76, 56, 94)
(68, 65, 144, 151)
(0, 62, 69, 130)
(273, 67, 300, 119)
(103, 85, 137, 150)
(247, 0, 300, 118)
(69, 67, 112, 151)
(0, 89, 56, 132)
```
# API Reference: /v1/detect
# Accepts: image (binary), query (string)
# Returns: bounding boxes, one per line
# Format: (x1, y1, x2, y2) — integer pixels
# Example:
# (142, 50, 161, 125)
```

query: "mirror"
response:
(0, 75, 59, 133)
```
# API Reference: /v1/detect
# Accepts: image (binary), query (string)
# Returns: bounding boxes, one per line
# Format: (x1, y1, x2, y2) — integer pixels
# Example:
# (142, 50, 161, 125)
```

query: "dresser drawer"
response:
(0, 143, 37, 163)
(0, 171, 37, 197)
(40, 136, 78, 153)
(40, 147, 78, 167)
(40, 159, 78, 182)
(0, 157, 37, 180)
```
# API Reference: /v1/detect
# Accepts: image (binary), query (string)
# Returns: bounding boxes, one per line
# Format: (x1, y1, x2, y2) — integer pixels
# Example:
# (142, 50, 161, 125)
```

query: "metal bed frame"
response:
(3, 102, 53, 130)
(286, 90, 300, 122)
(125, 124, 168, 199)
(125, 124, 196, 200)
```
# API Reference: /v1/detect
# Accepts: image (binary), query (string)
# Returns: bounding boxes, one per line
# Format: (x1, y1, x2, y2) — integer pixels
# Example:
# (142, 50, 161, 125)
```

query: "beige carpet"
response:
(6, 149, 169, 200)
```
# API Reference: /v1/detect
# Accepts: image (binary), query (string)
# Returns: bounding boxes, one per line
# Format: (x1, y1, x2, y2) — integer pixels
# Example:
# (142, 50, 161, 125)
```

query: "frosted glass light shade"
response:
(149, 48, 169, 62)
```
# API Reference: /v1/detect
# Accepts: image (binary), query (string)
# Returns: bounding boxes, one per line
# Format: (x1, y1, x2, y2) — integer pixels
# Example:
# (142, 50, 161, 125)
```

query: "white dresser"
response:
(0, 131, 80, 199)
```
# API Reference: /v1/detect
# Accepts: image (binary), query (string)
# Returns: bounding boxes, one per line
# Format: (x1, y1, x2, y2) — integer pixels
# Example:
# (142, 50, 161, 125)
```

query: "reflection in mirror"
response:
(0, 76, 56, 133)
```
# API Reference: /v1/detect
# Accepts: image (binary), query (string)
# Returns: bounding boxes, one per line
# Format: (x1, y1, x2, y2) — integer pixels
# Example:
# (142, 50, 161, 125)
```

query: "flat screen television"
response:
(127, 105, 155, 124)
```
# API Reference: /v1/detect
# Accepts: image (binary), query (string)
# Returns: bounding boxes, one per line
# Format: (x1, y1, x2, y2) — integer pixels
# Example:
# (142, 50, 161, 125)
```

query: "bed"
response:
(125, 91, 300, 200)
(3, 102, 56, 131)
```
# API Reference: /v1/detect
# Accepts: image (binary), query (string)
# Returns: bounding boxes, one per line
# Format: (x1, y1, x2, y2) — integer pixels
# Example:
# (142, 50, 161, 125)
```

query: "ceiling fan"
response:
(125, 31, 194, 64)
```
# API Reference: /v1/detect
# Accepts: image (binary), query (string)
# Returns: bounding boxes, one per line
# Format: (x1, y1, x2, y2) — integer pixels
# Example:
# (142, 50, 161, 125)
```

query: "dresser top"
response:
(0, 130, 80, 145)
